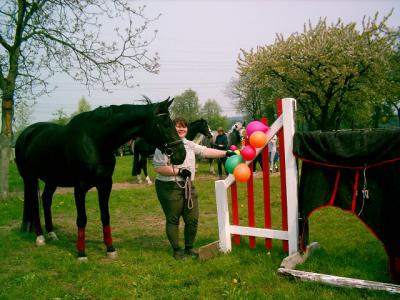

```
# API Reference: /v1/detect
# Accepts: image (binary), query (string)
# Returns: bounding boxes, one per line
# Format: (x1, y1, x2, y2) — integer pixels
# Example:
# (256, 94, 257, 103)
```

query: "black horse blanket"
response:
(293, 128, 400, 282)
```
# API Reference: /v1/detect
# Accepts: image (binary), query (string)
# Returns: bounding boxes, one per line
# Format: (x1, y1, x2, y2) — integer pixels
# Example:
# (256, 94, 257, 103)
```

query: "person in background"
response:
(240, 128, 247, 148)
(269, 135, 278, 173)
(152, 117, 234, 260)
(215, 127, 229, 179)
(252, 153, 263, 173)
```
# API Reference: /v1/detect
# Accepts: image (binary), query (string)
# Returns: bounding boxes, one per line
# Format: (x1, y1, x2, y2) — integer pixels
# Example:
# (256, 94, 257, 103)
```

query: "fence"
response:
(215, 98, 299, 255)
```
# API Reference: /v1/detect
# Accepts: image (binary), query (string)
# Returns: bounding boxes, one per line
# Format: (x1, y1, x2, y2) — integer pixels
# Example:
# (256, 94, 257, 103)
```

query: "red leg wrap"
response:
(103, 225, 113, 247)
(77, 227, 85, 252)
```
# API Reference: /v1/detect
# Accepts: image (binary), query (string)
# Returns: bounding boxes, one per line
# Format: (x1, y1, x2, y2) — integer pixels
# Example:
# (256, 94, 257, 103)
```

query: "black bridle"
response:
(154, 112, 183, 157)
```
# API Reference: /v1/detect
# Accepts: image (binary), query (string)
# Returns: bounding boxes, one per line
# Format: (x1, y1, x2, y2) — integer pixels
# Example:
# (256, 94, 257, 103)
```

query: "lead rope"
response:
(358, 166, 369, 216)
(185, 179, 193, 209)
(171, 163, 193, 209)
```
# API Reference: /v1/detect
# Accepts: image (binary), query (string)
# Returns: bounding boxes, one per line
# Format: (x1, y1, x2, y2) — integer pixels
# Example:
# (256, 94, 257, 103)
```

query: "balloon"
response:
(233, 163, 251, 182)
(241, 145, 256, 161)
(234, 149, 241, 155)
(225, 155, 243, 174)
(249, 131, 267, 148)
(229, 145, 238, 151)
(246, 121, 269, 136)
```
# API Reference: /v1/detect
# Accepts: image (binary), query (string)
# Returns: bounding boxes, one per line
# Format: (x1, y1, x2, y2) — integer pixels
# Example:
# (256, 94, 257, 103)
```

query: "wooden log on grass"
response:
(277, 268, 400, 294)
(198, 241, 220, 261)
(280, 242, 320, 269)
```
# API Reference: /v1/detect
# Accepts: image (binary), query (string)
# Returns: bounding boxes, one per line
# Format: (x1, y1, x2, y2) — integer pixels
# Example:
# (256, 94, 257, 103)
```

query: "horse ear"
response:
(166, 97, 174, 107)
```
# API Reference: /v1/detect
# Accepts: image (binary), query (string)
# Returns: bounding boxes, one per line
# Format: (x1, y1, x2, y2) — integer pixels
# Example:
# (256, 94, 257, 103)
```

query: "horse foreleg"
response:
(74, 187, 88, 260)
(97, 178, 117, 259)
(42, 184, 58, 240)
(103, 225, 117, 259)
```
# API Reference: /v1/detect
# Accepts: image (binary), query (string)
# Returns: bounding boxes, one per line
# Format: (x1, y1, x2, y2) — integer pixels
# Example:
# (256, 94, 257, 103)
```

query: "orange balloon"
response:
(249, 131, 267, 148)
(233, 163, 251, 182)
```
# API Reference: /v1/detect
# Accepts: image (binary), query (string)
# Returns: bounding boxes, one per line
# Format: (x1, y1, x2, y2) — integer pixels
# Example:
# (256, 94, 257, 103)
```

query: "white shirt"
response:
(152, 138, 206, 182)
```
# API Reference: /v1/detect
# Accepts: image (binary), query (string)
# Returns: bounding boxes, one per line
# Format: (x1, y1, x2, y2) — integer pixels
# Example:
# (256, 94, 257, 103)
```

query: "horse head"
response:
(198, 119, 213, 139)
(145, 97, 186, 165)
(187, 118, 213, 140)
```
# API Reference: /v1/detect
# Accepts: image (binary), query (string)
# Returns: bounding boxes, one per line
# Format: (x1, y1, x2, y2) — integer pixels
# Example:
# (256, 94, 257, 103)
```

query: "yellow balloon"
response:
(234, 149, 241, 155)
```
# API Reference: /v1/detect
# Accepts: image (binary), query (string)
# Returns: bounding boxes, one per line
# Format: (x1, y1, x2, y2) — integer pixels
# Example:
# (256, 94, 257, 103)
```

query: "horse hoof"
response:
(107, 251, 118, 259)
(36, 235, 46, 246)
(47, 232, 58, 240)
(77, 256, 88, 262)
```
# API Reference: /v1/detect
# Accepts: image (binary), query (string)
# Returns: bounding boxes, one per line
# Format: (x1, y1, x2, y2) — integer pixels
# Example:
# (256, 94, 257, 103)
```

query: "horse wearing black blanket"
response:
(294, 128, 400, 283)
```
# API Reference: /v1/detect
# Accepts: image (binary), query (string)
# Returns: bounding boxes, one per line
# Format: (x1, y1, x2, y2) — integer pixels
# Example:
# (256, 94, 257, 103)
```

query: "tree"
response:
(70, 97, 92, 119)
(170, 89, 201, 122)
(228, 76, 276, 123)
(236, 12, 399, 131)
(383, 44, 400, 126)
(200, 99, 228, 130)
(13, 100, 34, 137)
(0, 0, 159, 197)
(51, 97, 92, 124)
(51, 108, 69, 125)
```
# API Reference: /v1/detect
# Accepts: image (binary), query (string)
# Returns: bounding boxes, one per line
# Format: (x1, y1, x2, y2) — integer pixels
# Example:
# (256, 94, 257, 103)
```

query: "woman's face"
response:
(176, 123, 188, 139)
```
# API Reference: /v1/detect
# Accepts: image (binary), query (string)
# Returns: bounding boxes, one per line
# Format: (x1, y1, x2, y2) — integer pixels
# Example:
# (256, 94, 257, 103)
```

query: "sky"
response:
(32, 0, 400, 122)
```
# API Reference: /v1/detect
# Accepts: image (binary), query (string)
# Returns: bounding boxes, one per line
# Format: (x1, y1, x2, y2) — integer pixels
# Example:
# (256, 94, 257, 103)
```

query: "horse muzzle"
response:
(163, 140, 186, 165)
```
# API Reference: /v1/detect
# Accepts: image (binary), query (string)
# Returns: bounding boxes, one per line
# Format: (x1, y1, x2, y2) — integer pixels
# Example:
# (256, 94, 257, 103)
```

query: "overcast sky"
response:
(32, 0, 400, 122)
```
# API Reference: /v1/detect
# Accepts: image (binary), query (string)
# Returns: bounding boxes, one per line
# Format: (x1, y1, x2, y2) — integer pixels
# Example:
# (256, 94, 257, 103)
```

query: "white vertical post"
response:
(215, 180, 232, 252)
(282, 98, 299, 255)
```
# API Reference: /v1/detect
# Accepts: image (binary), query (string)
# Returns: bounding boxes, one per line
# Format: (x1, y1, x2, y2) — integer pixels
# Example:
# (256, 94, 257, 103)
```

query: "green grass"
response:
(1, 156, 398, 299)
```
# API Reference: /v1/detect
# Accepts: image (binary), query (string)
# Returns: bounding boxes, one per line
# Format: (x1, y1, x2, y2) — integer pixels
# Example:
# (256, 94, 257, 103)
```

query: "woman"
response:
(152, 117, 232, 259)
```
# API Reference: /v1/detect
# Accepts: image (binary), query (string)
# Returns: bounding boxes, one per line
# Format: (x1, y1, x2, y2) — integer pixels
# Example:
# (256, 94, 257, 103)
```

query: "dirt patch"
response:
(55, 181, 144, 194)
(12, 171, 280, 196)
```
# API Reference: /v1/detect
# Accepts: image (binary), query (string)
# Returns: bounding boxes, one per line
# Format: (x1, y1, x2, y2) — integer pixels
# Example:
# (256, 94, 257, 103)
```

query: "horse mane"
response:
(71, 105, 126, 122)
(190, 118, 203, 126)
(141, 95, 152, 105)
(71, 96, 154, 123)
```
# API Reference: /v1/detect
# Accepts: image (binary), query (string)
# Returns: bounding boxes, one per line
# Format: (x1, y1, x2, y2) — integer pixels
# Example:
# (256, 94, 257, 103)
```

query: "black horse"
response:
(15, 97, 186, 260)
(132, 118, 212, 184)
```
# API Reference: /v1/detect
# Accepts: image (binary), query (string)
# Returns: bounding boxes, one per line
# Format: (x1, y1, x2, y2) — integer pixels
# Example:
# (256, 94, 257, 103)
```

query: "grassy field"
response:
(0, 156, 398, 299)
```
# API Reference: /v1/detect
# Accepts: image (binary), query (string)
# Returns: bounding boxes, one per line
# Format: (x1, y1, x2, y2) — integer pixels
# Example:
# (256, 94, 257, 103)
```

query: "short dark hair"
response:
(174, 117, 188, 128)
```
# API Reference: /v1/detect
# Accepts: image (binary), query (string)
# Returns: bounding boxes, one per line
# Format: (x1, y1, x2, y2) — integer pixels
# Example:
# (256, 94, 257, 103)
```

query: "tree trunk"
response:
(0, 97, 13, 199)
(0, 135, 11, 199)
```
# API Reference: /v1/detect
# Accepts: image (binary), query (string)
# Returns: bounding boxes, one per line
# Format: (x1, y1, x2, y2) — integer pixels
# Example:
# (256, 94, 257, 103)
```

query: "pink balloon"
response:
(229, 145, 238, 151)
(246, 121, 269, 136)
(241, 145, 256, 161)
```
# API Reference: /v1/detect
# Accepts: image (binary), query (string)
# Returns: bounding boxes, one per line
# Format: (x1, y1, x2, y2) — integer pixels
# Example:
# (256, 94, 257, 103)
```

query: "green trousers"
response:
(155, 180, 199, 249)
